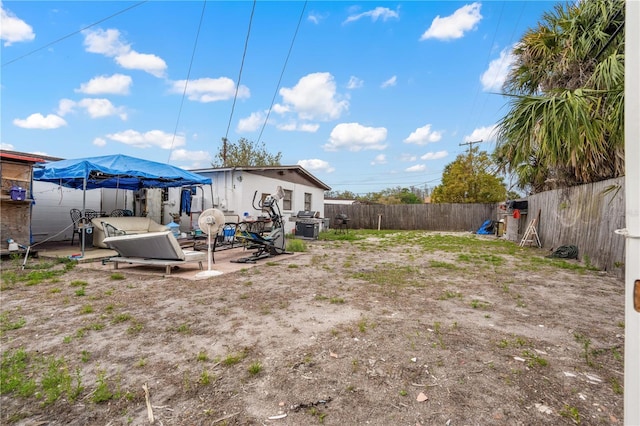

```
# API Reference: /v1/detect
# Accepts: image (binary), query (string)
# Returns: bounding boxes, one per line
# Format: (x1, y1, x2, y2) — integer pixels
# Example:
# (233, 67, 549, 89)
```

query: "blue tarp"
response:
(476, 219, 495, 235)
(33, 154, 211, 190)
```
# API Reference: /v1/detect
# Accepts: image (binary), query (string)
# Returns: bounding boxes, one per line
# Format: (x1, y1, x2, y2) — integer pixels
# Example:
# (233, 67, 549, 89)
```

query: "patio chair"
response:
(70, 208, 83, 245)
(110, 209, 133, 217)
(83, 209, 101, 219)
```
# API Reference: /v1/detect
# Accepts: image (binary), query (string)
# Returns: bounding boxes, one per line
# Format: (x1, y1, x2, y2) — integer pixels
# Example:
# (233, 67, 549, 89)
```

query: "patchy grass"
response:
(286, 239, 308, 252)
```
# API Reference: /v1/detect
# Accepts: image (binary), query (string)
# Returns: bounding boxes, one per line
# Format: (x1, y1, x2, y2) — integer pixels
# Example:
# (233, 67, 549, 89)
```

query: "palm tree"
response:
(495, 0, 625, 193)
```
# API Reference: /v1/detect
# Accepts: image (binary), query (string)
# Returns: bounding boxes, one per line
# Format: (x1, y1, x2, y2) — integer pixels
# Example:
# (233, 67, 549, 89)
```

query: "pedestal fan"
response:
(195, 208, 225, 279)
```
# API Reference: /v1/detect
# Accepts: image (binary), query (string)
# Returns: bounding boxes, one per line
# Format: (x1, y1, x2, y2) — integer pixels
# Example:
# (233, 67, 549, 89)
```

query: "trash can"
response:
(496, 220, 505, 237)
(81, 223, 94, 247)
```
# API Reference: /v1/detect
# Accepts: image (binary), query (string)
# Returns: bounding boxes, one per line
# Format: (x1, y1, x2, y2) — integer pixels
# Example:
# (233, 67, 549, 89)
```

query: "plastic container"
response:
(223, 225, 236, 242)
(10, 186, 26, 201)
(167, 221, 181, 238)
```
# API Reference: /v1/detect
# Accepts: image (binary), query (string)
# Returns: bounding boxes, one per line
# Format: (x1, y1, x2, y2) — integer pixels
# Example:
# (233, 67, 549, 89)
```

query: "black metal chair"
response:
(110, 208, 134, 217)
(83, 209, 100, 219)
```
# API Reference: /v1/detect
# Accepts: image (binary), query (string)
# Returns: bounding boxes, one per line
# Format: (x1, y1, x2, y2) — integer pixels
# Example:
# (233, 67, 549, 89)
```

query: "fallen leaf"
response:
(330, 351, 338, 358)
(416, 392, 428, 402)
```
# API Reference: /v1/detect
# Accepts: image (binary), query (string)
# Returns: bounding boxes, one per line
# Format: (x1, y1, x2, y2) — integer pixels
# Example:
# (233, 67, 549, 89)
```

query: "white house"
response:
(29, 164, 330, 243)
(166, 165, 331, 235)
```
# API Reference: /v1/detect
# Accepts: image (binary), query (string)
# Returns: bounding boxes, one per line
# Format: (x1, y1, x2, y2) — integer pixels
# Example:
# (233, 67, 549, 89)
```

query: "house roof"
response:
(192, 165, 331, 191)
(0, 149, 59, 163)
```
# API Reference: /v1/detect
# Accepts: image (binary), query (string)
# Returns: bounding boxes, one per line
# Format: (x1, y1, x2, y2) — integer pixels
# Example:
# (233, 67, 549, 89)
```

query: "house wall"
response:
(30, 182, 102, 243)
(169, 170, 326, 235)
(30, 184, 135, 243)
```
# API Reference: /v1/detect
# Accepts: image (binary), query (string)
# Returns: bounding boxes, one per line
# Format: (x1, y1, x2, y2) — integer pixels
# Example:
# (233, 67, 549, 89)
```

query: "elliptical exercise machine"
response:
(232, 186, 287, 263)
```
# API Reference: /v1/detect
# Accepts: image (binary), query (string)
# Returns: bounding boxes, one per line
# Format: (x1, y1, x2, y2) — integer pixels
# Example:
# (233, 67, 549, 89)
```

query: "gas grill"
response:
(291, 210, 323, 239)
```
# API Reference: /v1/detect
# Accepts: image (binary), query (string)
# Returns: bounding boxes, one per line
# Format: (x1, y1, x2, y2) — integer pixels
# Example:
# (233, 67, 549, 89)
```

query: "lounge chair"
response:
(103, 231, 206, 275)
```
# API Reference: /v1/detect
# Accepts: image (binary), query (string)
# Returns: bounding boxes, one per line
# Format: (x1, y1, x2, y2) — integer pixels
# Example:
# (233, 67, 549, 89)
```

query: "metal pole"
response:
(624, 0, 640, 423)
(81, 176, 87, 258)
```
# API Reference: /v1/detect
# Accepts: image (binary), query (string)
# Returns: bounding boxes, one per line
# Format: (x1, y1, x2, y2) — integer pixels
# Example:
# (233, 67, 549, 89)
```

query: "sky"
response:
(1, 0, 556, 195)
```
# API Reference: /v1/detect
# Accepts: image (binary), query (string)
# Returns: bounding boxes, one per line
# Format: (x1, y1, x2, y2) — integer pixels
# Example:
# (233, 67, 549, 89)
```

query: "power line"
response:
(257, 1, 307, 145)
(168, 0, 208, 164)
(223, 0, 256, 144)
(2, 1, 149, 67)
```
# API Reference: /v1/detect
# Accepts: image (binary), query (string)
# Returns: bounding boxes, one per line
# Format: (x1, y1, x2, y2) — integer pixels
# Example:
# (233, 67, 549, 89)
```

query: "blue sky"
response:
(1, 1, 555, 194)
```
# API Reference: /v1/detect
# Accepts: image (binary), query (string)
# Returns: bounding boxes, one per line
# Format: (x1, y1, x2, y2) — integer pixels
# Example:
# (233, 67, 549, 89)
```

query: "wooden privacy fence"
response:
(324, 203, 496, 232)
(527, 176, 625, 275)
(324, 176, 625, 276)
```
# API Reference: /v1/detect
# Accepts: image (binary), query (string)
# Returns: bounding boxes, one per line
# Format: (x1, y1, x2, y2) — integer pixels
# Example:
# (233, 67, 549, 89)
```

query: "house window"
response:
(304, 193, 312, 211)
(283, 189, 292, 211)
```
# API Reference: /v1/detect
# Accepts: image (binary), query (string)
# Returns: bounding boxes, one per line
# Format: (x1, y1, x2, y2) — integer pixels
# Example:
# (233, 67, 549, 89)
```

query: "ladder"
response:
(519, 218, 541, 247)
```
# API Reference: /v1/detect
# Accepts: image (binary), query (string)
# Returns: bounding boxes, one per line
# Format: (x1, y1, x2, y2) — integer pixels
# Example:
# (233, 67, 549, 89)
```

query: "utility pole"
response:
(459, 139, 483, 155)
(459, 140, 482, 202)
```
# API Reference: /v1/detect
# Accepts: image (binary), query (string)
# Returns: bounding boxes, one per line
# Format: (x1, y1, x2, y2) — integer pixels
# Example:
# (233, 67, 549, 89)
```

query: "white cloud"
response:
(371, 154, 387, 165)
(276, 122, 320, 132)
(272, 104, 290, 115)
(404, 124, 443, 145)
(115, 51, 167, 78)
(13, 113, 67, 129)
(307, 11, 327, 25)
(0, 3, 35, 46)
(381, 75, 397, 89)
(420, 2, 482, 41)
(106, 129, 185, 149)
(344, 7, 399, 24)
(237, 111, 265, 132)
(57, 98, 126, 120)
(171, 77, 250, 103)
(297, 159, 335, 173)
(170, 149, 212, 163)
(77, 74, 132, 95)
(0, 143, 15, 150)
(399, 153, 417, 162)
(347, 76, 363, 89)
(83, 28, 128, 56)
(279, 72, 348, 121)
(465, 124, 498, 143)
(406, 164, 426, 172)
(57, 99, 76, 116)
(93, 137, 107, 147)
(421, 150, 448, 160)
(323, 122, 387, 152)
(83, 28, 167, 77)
(481, 46, 515, 92)
(77, 98, 127, 119)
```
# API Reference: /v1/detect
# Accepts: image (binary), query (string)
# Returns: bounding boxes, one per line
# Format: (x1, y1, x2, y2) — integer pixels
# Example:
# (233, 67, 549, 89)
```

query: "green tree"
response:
(212, 138, 282, 167)
(432, 148, 506, 203)
(495, 0, 624, 192)
(325, 190, 358, 200)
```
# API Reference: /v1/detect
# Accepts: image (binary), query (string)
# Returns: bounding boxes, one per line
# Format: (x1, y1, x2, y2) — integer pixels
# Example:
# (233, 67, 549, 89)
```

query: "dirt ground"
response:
(0, 231, 625, 425)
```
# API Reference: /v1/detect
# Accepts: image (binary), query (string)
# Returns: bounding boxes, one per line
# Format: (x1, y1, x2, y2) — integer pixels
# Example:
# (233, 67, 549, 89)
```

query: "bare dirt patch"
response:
(1, 232, 624, 425)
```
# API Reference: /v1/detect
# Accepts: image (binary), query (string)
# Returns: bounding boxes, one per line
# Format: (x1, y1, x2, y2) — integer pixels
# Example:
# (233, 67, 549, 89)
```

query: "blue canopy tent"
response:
(34, 154, 212, 256)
